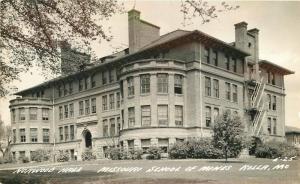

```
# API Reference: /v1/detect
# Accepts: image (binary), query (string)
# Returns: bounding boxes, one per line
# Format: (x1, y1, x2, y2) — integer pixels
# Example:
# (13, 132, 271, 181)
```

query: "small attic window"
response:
(248, 42, 252, 48)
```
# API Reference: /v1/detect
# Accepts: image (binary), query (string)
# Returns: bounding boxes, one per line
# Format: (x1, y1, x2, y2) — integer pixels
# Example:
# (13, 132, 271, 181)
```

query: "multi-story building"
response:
(9, 9, 294, 161)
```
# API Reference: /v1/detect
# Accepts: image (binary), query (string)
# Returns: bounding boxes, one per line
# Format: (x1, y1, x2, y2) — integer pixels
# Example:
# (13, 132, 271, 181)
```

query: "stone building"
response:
(9, 10, 294, 161)
(286, 126, 300, 148)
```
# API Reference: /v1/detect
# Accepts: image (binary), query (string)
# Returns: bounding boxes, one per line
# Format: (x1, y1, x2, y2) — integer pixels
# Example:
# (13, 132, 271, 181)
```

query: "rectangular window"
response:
(102, 71, 107, 85)
(213, 79, 219, 98)
(268, 94, 272, 110)
(267, 71, 271, 84)
(69, 82, 73, 94)
(109, 69, 114, 83)
(205, 106, 211, 127)
(174, 74, 183, 94)
(158, 105, 168, 126)
(79, 78, 83, 91)
(70, 125, 75, 140)
(225, 55, 230, 70)
(42, 108, 49, 120)
(13, 129, 16, 143)
(267, 118, 272, 135)
(175, 105, 183, 126)
(91, 74, 96, 88)
(141, 105, 151, 126)
(29, 107, 37, 120)
(30, 128, 38, 142)
(43, 129, 49, 143)
(102, 95, 108, 111)
(63, 84, 68, 96)
(127, 77, 134, 96)
(213, 108, 219, 123)
(213, 50, 218, 66)
(157, 74, 168, 93)
(103, 119, 108, 137)
(272, 96, 277, 110)
(64, 105, 69, 118)
(20, 129, 26, 142)
(225, 82, 231, 100)
(59, 106, 63, 119)
(117, 117, 121, 135)
(64, 126, 69, 141)
(91, 98, 96, 113)
(69, 103, 74, 117)
(58, 85, 62, 97)
(59, 127, 63, 141)
(11, 109, 16, 122)
(232, 84, 238, 103)
(116, 92, 121, 109)
(204, 47, 210, 64)
(128, 107, 135, 128)
(232, 58, 237, 72)
(110, 118, 116, 136)
(85, 77, 89, 90)
(205, 77, 211, 96)
(271, 72, 275, 85)
(140, 74, 150, 94)
(19, 108, 25, 120)
(273, 118, 277, 135)
(85, 99, 90, 114)
(109, 94, 115, 110)
(79, 101, 84, 115)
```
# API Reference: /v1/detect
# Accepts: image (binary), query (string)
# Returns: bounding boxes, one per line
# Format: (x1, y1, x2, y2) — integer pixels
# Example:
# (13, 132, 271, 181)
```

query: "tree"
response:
(212, 111, 246, 162)
(0, 117, 12, 160)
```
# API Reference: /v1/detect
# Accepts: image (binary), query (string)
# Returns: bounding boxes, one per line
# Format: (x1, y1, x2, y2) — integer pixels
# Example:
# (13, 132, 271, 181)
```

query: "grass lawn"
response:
(0, 158, 299, 184)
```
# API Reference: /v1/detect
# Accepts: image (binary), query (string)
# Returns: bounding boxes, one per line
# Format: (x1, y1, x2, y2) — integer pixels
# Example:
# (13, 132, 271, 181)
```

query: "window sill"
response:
(157, 93, 168, 96)
(175, 94, 183, 97)
(127, 95, 134, 99)
(140, 93, 150, 97)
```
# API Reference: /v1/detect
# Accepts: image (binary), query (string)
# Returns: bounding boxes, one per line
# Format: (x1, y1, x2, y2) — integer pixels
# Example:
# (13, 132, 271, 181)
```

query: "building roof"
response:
(286, 126, 300, 134)
(259, 60, 295, 75)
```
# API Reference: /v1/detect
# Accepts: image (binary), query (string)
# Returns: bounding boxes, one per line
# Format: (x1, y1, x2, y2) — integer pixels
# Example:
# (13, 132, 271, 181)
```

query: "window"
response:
(127, 77, 134, 96)
(267, 71, 271, 84)
(232, 58, 237, 72)
(109, 94, 115, 110)
(267, 94, 272, 110)
(205, 77, 211, 96)
(213, 79, 219, 98)
(20, 129, 26, 142)
(272, 96, 277, 110)
(69, 103, 74, 117)
(79, 78, 83, 91)
(64, 126, 69, 141)
(59, 127, 63, 141)
(267, 118, 272, 135)
(157, 74, 168, 93)
(102, 95, 108, 111)
(30, 128, 38, 142)
(103, 119, 108, 137)
(69, 82, 73, 94)
(128, 107, 135, 128)
(232, 84, 238, 103)
(11, 109, 16, 122)
(70, 125, 75, 140)
(64, 105, 69, 118)
(84, 77, 89, 90)
(29, 107, 37, 120)
(158, 105, 168, 126)
(140, 74, 150, 94)
(85, 99, 90, 114)
(79, 101, 84, 115)
(12, 129, 16, 143)
(91, 74, 96, 88)
(109, 69, 114, 83)
(205, 106, 212, 127)
(141, 139, 151, 153)
(116, 117, 121, 135)
(271, 72, 275, 85)
(43, 129, 49, 143)
(273, 118, 277, 135)
(174, 74, 183, 94)
(116, 92, 121, 109)
(42, 108, 49, 120)
(213, 108, 219, 123)
(204, 47, 210, 64)
(58, 85, 62, 97)
(225, 82, 231, 100)
(59, 106, 63, 119)
(63, 84, 68, 96)
(110, 118, 116, 136)
(91, 98, 96, 113)
(213, 50, 218, 66)
(102, 71, 107, 85)
(175, 105, 183, 126)
(19, 108, 25, 120)
(225, 55, 230, 70)
(141, 105, 151, 126)
(158, 138, 169, 153)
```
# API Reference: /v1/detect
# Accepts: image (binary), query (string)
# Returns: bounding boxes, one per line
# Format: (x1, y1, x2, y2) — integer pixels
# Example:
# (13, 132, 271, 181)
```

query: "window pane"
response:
(140, 74, 150, 94)
(158, 105, 168, 126)
(127, 77, 134, 96)
(30, 128, 38, 142)
(175, 105, 183, 126)
(91, 98, 96, 113)
(174, 75, 183, 94)
(157, 74, 168, 93)
(141, 105, 151, 126)
(205, 77, 211, 96)
(205, 106, 211, 127)
(29, 107, 37, 120)
(128, 107, 135, 127)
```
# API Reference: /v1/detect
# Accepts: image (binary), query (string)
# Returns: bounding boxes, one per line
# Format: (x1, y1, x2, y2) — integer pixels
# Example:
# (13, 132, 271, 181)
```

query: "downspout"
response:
(52, 85, 56, 162)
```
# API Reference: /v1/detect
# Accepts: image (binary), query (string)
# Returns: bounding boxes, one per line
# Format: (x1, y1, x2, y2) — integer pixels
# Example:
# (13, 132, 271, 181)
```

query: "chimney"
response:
(234, 21, 248, 51)
(128, 9, 160, 54)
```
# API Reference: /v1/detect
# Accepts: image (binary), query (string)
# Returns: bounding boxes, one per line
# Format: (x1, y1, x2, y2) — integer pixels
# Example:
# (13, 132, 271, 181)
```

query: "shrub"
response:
(19, 156, 29, 163)
(255, 141, 300, 159)
(57, 151, 70, 162)
(146, 146, 162, 160)
(188, 138, 223, 159)
(81, 150, 96, 161)
(168, 141, 189, 159)
(108, 147, 122, 160)
(121, 149, 143, 160)
(31, 149, 51, 162)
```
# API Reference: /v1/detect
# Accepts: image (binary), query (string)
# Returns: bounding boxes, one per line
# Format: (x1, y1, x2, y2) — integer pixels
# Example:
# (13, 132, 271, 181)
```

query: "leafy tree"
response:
(212, 111, 246, 162)
(0, 116, 12, 160)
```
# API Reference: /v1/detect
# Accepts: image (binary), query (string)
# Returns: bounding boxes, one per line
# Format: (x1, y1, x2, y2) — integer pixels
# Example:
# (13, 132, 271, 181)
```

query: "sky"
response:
(1, 0, 300, 128)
